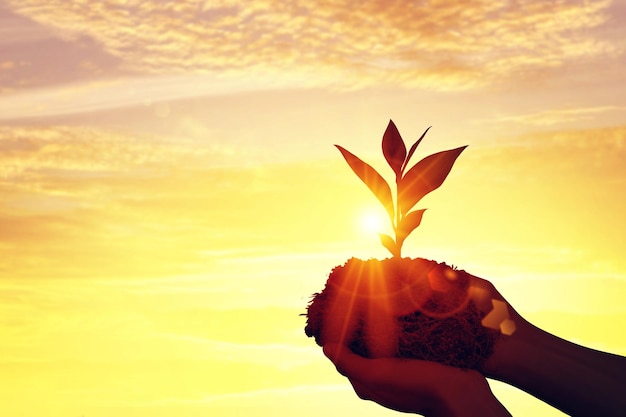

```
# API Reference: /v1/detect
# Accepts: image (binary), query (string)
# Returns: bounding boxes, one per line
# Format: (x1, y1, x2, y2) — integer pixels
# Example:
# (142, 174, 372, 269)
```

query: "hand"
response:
(323, 343, 511, 417)
(468, 274, 626, 417)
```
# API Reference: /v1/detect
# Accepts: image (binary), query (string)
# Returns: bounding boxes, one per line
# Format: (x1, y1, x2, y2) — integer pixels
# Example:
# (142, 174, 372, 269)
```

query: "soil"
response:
(305, 257, 498, 369)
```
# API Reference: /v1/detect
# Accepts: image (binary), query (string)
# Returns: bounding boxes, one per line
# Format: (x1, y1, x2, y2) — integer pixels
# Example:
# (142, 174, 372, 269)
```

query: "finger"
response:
(323, 343, 367, 380)
(322, 343, 342, 363)
(350, 379, 375, 402)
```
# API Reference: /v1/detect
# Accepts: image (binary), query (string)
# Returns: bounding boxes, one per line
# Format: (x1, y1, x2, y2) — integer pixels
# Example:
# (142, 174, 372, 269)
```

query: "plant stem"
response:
(395, 176, 402, 258)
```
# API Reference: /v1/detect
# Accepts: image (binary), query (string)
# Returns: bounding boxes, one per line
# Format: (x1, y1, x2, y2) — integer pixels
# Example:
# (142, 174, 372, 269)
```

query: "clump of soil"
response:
(305, 257, 498, 369)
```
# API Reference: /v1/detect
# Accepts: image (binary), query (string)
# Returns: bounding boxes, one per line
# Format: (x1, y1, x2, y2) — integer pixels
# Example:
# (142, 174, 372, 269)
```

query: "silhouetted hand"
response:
(323, 343, 512, 417)
(321, 272, 626, 417)
(468, 275, 626, 417)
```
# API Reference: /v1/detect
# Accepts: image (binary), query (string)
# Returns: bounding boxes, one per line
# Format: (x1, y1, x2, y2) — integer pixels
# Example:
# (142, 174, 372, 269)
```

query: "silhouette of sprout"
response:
(335, 120, 466, 257)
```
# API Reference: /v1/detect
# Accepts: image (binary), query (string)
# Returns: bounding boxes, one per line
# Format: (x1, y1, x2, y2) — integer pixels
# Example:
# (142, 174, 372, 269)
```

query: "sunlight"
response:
(357, 208, 388, 235)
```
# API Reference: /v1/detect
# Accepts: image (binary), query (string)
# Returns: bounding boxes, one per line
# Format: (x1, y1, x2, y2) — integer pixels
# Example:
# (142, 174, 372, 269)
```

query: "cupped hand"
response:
(323, 343, 512, 417)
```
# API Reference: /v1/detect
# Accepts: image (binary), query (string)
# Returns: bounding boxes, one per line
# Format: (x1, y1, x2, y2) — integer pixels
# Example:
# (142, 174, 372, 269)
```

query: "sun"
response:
(357, 208, 387, 235)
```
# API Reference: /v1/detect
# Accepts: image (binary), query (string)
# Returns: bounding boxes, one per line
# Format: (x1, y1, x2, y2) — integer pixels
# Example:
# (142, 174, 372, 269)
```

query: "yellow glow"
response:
(1, 124, 625, 417)
(1, 1, 625, 414)
(357, 208, 388, 235)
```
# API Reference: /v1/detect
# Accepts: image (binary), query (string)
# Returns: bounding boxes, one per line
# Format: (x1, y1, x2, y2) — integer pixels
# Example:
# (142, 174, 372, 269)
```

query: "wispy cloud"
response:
(0, 73, 318, 120)
(0, 125, 229, 182)
(0, 125, 250, 278)
(0, 125, 356, 279)
(2, 123, 625, 281)
(2, 0, 619, 91)
(480, 105, 626, 127)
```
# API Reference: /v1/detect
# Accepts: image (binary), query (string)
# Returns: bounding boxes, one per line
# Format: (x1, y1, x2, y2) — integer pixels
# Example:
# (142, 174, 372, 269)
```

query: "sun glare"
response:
(357, 209, 387, 235)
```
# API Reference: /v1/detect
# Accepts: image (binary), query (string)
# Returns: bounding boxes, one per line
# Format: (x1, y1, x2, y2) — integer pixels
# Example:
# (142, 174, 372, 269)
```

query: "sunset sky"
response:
(1, 1, 625, 416)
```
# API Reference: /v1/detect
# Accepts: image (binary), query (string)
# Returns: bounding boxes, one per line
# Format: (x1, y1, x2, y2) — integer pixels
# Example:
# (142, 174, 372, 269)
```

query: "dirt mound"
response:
(305, 257, 497, 369)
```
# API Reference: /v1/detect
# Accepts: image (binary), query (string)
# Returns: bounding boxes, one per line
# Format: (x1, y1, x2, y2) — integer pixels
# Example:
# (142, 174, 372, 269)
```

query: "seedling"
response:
(306, 120, 497, 367)
(335, 120, 467, 257)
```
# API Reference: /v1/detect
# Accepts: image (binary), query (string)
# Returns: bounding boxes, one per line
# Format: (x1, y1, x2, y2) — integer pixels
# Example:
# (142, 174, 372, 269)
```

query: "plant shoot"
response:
(335, 120, 466, 257)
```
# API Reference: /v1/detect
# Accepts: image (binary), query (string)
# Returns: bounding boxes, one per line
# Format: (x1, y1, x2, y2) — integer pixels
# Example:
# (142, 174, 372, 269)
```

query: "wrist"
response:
(479, 312, 536, 380)
(481, 313, 626, 417)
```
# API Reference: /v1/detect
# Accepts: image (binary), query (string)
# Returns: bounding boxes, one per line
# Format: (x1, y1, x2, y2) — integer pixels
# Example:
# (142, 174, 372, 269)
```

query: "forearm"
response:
(483, 317, 626, 417)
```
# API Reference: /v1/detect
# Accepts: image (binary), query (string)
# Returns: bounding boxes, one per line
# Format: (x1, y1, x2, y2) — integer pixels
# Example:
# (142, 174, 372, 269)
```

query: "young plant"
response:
(336, 120, 467, 257)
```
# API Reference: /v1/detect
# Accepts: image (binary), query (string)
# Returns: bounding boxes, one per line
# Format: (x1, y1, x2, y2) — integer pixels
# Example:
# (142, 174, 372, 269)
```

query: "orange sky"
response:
(1, 1, 626, 416)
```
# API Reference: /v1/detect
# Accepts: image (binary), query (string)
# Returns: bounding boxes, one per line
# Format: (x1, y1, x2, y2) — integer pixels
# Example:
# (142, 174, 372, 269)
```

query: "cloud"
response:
(0, 72, 318, 121)
(2, 0, 619, 90)
(0, 6, 124, 93)
(0, 126, 165, 181)
(498, 123, 626, 153)
(0, 125, 357, 280)
(2, 123, 624, 288)
(0, 125, 263, 278)
(480, 105, 626, 127)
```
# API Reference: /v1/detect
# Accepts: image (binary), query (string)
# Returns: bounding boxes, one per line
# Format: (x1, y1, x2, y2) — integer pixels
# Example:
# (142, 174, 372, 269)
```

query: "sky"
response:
(1, 1, 625, 416)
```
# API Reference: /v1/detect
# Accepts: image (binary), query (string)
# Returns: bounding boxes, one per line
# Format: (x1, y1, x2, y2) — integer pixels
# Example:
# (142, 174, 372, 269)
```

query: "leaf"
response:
(335, 145, 395, 223)
(379, 233, 397, 257)
(382, 120, 406, 178)
(402, 126, 431, 174)
(398, 145, 467, 215)
(397, 209, 427, 241)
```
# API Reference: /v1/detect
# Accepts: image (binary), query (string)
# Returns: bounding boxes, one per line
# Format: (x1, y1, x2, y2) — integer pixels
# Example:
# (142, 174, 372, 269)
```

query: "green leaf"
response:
(379, 233, 397, 257)
(397, 209, 427, 241)
(398, 146, 467, 215)
(335, 145, 395, 223)
(402, 126, 431, 174)
(382, 120, 406, 178)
